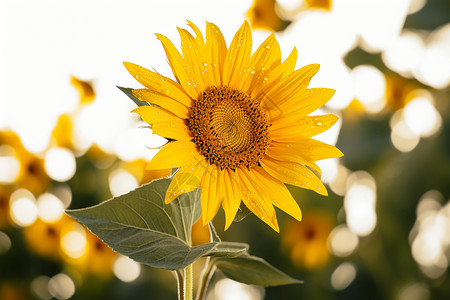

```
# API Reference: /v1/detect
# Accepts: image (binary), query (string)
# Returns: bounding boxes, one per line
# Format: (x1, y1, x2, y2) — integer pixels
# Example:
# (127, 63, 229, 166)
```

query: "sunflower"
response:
(125, 21, 343, 232)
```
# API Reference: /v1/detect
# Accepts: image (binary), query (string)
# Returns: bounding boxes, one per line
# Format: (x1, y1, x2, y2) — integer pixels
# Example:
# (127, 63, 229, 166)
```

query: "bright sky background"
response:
(0, 0, 255, 155)
(2, 0, 444, 160)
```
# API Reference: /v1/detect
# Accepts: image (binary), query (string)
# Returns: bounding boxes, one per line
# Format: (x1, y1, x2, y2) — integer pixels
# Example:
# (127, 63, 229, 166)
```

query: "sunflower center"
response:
(188, 86, 271, 170)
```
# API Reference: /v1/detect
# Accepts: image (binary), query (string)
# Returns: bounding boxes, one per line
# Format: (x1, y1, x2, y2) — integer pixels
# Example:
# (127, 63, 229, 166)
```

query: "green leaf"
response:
(215, 255, 303, 287)
(117, 86, 148, 107)
(67, 178, 217, 270)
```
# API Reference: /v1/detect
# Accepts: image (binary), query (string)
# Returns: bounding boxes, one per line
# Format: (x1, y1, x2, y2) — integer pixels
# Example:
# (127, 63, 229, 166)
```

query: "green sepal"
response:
(117, 86, 148, 107)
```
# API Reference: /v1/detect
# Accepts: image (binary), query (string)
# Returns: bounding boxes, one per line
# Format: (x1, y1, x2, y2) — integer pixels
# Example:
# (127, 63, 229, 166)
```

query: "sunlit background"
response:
(1, 0, 449, 299)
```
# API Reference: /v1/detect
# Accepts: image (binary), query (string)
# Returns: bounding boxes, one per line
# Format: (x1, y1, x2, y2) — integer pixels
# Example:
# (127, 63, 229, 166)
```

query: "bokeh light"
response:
(61, 222, 87, 260)
(0, 145, 20, 184)
(328, 225, 359, 257)
(351, 65, 386, 113)
(48, 273, 76, 300)
(330, 262, 357, 290)
(44, 147, 76, 182)
(37, 193, 65, 223)
(109, 168, 139, 197)
(0, 231, 11, 254)
(403, 94, 441, 138)
(211, 278, 265, 300)
(9, 189, 38, 227)
(31, 276, 52, 300)
(344, 171, 377, 237)
(113, 256, 141, 283)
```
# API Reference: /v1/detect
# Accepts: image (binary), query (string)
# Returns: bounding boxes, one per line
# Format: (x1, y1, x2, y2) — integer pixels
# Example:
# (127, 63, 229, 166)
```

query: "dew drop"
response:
(316, 121, 323, 126)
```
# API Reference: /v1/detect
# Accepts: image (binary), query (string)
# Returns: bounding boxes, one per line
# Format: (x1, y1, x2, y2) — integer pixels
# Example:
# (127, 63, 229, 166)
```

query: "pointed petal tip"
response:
(311, 63, 320, 73)
(223, 220, 232, 231)
(164, 193, 175, 204)
(202, 214, 212, 227)
(317, 185, 328, 196)
(123, 61, 134, 70)
(272, 222, 280, 233)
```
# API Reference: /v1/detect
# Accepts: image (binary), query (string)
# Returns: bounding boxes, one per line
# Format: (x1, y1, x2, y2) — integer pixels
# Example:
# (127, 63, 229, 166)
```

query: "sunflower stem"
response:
(196, 257, 216, 300)
(175, 269, 184, 300)
(184, 264, 194, 300)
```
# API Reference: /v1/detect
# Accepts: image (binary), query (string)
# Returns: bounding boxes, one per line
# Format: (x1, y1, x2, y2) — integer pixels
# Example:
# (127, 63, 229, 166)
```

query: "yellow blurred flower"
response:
(0, 186, 13, 228)
(247, 0, 290, 32)
(0, 283, 28, 300)
(282, 211, 334, 269)
(0, 131, 49, 195)
(127, 21, 342, 232)
(70, 76, 95, 104)
(23, 216, 68, 260)
(385, 73, 420, 111)
(51, 114, 74, 150)
(59, 217, 117, 277)
(83, 232, 117, 277)
(304, 0, 332, 11)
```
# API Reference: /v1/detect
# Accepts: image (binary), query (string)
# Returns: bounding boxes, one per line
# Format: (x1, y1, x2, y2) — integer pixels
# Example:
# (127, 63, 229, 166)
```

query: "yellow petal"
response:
(132, 105, 182, 125)
(273, 88, 336, 121)
(290, 139, 344, 161)
(236, 168, 279, 232)
(151, 122, 192, 141)
(260, 156, 327, 196)
(223, 21, 252, 89)
(201, 164, 224, 225)
(266, 141, 312, 167)
(177, 28, 207, 93)
(165, 153, 207, 203)
(155, 33, 199, 99)
(261, 64, 320, 110)
(186, 20, 205, 46)
(186, 21, 218, 87)
(221, 169, 242, 230)
(250, 167, 303, 221)
(206, 22, 227, 86)
(239, 33, 281, 94)
(271, 114, 339, 141)
(123, 62, 192, 107)
(146, 141, 198, 170)
(132, 89, 190, 119)
(253, 47, 297, 101)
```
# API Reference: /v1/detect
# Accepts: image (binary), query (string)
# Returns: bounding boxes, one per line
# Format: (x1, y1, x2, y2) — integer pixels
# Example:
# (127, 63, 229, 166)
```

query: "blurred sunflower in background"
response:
(127, 20, 343, 232)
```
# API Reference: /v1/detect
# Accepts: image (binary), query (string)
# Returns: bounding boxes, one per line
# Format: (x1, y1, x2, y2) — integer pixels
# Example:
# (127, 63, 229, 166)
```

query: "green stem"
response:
(175, 269, 184, 300)
(196, 258, 216, 300)
(184, 264, 194, 300)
